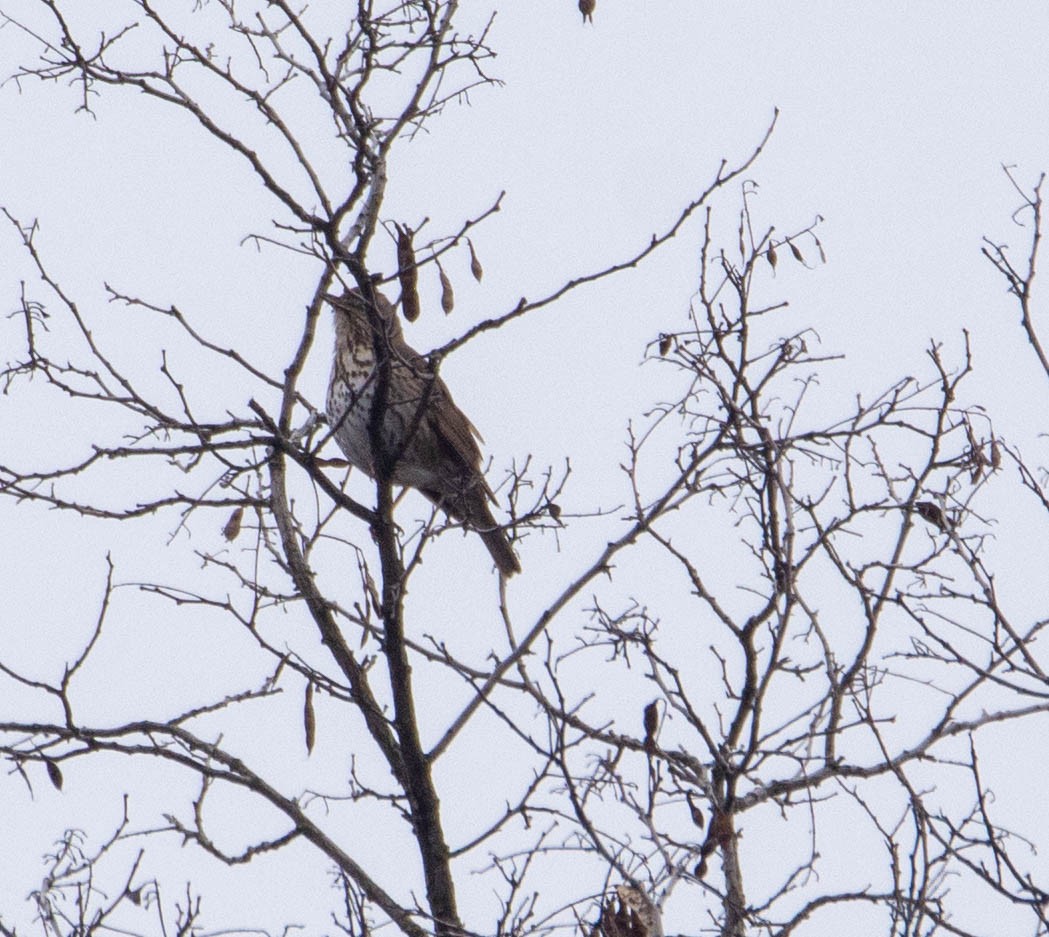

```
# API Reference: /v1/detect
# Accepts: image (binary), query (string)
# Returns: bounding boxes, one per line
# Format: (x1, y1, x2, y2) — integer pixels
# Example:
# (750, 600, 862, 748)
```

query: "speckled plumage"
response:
(326, 289, 520, 577)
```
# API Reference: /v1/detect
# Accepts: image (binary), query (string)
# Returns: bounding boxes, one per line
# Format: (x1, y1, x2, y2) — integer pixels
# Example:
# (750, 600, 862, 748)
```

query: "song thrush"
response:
(325, 288, 521, 577)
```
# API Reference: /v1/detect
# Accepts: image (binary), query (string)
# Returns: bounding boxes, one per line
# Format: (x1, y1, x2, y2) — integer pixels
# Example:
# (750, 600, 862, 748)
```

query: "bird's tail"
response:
(480, 525, 521, 578)
(462, 494, 520, 577)
(428, 486, 521, 578)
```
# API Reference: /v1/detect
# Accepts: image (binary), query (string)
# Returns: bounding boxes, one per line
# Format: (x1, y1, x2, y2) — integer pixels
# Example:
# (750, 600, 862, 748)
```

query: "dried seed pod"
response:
(962, 421, 989, 482)
(468, 238, 484, 282)
(990, 437, 1002, 469)
(965, 419, 979, 452)
(304, 680, 316, 755)
(643, 701, 659, 754)
(46, 759, 63, 791)
(788, 240, 804, 263)
(438, 261, 455, 314)
(766, 245, 778, 269)
(222, 506, 244, 541)
(395, 223, 420, 322)
(687, 792, 705, 829)
(658, 333, 672, 356)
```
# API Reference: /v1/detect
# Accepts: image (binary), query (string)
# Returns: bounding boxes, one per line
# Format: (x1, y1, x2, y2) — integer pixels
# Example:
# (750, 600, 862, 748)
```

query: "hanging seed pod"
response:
(788, 240, 805, 263)
(45, 759, 63, 791)
(990, 437, 1002, 469)
(687, 792, 706, 829)
(963, 421, 983, 482)
(766, 245, 778, 269)
(814, 235, 827, 263)
(396, 223, 420, 322)
(438, 260, 455, 314)
(222, 506, 244, 541)
(468, 238, 484, 282)
(304, 680, 316, 755)
(658, 333, 673, 356)
(643, 701, 659, 754)
(965, 419, 979, 452)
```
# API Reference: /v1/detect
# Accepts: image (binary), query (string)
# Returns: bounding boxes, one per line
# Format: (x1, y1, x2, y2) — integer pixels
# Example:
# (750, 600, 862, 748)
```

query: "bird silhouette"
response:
(579, 0, 595, 23)
(326, 288, 520, 577)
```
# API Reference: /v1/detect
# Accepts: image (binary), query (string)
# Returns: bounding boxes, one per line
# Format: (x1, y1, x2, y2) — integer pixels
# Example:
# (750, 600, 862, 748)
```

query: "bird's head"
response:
(325, 287, 403, 343)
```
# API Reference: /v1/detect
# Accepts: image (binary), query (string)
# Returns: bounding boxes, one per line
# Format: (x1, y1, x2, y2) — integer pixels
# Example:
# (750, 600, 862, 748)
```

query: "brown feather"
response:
(326, 288, 520, 576)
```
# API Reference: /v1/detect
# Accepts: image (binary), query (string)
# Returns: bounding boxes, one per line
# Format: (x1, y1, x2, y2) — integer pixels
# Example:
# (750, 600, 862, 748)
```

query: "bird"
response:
(325, 287, 521, 577)
(579, 0, 595, 23)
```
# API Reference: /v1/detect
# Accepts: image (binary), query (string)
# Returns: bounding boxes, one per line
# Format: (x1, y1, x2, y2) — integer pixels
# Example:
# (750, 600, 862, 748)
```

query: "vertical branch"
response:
(983, 171, 1049, 382)
(349, 277, 462, 935)
(375, 475, 462, 936)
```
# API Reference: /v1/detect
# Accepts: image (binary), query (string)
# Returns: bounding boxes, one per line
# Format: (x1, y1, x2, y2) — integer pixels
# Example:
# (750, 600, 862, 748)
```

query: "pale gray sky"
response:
(3, 3, 1049, 934)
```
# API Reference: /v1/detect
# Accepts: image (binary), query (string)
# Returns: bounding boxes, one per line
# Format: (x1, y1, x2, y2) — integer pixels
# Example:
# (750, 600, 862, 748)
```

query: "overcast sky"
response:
(3, 2, 1049, 934)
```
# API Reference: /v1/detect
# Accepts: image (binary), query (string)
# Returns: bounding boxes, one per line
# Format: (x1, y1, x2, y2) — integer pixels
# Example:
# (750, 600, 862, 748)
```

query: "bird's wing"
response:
(413, 372, 494, 504)
(430, 379, 493, 484)
(391, 339, 495, 501)
(394, 346, 484, 453)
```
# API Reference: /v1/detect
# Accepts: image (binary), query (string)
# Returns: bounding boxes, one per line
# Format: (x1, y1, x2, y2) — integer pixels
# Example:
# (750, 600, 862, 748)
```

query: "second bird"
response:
(325, 288, 520, 577)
